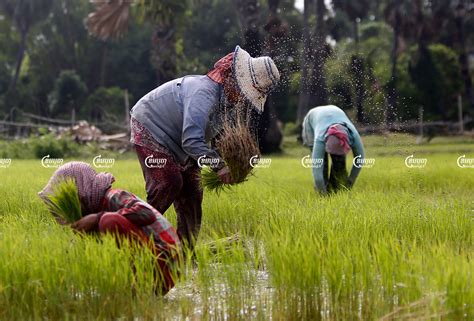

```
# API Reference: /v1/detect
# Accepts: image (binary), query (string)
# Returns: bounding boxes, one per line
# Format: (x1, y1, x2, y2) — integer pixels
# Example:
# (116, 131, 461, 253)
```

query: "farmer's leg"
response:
(173, 164, 203, 249)
(329, 154, 348, 192)
(135, 145, 183, 214)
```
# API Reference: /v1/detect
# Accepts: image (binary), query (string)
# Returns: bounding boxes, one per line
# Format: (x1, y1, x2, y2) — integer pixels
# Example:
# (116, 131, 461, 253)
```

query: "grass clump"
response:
(45, 178, 82, 223)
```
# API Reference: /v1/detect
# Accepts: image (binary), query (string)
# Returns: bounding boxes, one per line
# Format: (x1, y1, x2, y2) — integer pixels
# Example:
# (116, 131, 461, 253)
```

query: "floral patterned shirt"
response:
(97, 188, 180, 256)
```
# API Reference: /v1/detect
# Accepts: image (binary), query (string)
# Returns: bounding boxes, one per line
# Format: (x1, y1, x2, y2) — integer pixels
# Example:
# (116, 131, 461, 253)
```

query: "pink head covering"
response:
(38, 161, 115, 215)
(325, 124, 351, 156)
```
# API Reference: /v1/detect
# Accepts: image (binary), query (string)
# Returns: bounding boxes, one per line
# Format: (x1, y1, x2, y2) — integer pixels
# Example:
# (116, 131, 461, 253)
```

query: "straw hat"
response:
(232, 45, 280, 113)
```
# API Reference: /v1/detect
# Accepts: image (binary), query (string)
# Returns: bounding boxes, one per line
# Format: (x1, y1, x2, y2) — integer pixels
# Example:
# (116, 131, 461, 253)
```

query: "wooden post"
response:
(416, 106, 424, 144)
(124, 89, 130, 134)
(71, 108, 76, 127)
(458, 94, 464, 134)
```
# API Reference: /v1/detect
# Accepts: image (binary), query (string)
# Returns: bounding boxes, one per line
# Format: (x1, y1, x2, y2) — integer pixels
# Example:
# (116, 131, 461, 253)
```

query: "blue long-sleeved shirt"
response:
(302, 105, 365, 194)
(130, 75, 222, 164)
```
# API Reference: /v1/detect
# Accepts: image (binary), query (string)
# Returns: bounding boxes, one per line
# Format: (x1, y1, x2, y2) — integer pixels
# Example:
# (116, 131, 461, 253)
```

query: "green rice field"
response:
(0, 134, 473, 320)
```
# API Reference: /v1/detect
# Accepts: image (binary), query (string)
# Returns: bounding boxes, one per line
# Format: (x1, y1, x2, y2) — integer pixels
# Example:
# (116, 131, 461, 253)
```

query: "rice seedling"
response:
(0, 135, 473, 320)
(201, 111, 259, 193)
(44, 178, 82, 223)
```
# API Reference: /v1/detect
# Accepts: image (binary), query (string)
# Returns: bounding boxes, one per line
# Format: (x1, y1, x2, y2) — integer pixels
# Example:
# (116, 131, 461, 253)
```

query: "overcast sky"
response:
(294, 0, 333, 12)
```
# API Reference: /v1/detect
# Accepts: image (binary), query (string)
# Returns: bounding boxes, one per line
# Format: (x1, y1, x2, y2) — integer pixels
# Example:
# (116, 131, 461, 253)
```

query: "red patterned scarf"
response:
(207, 52, 234, 84)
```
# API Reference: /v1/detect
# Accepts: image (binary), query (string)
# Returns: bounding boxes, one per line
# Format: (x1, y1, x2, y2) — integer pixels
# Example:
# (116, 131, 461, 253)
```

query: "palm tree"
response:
(308, 0, 329, 109)
(0, 0, 54, 91)
(297, 0, 312, 125)
(235, 0, 284, 153)
(86, 0, 186, 85)
(235, 0, 262, 56)
(383, 0, 420, 124)
(333, 0, 370, 123)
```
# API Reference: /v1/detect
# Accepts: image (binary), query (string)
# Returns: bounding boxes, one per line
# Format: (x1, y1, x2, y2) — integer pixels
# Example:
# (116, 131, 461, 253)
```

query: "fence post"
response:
(458, 94, 464, 134)
(124, 89, 130, 134)
(71, 108, 76, 127)
(418, 107, 424, 138)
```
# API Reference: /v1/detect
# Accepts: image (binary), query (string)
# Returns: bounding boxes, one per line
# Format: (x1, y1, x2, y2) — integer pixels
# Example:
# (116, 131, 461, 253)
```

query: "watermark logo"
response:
(405, 155, 427, 168)
(301, 155, 324, 168)
(250, 155, 272, 168)
(41, 155, 64, 168)
(93, 155, 115, 168)
(457, 155, 474, 168)
(145, 155, 167, 169)
(0, 158, 11, 168)
(197, 155, 220, 169)
(353, 155, 375, 168)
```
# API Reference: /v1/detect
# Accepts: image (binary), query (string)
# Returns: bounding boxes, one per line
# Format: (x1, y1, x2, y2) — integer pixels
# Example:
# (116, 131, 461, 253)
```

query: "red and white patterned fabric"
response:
(206, 52, 234, 84)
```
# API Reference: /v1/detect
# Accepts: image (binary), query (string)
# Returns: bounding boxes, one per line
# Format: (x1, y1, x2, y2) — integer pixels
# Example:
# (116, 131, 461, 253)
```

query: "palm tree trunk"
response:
(308, 0, 328, 107)
(151, 20, 177, 85)
(9, 29, 27, 91)
(297, 0, 311, 125)
(386, 6, 400, 125)
(455, 9, 474, 109)
(236, 0, 262, 56)
(236, 0, 283, 153)
(99, 41, 109, 87)
(351, 18, 365, 124)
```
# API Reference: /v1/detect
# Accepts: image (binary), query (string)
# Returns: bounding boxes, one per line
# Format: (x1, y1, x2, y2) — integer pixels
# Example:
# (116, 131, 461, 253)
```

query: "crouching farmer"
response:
(38, 161, 180, 295)
(129, 45, 280, 249)
(302, 105, 365, 195)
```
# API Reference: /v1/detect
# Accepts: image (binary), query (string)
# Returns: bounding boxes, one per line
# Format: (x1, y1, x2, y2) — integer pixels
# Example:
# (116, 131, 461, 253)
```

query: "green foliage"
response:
(45, 178, 82, 223)
(83, 87, 127, 122)
(48, 70, 87, 116)
(31, 133, 79, 159)
(398, 44, 464, 120)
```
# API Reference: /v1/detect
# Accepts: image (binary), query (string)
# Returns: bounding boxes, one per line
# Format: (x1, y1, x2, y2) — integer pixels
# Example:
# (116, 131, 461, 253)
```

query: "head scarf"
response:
(38, 161, 115, 215)
(207, 52, 234, 84)
(325, 124, 351, 156)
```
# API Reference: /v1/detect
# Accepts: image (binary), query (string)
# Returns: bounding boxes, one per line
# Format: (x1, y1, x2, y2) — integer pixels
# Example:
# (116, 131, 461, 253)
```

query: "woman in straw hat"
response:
(302, 105, 365, 195)
(129, 45, 280, 249)
(38, 161, 180, 294)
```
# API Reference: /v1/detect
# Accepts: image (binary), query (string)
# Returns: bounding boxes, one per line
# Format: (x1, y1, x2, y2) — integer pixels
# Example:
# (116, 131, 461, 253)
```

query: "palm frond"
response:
(86, 0, 132, 41)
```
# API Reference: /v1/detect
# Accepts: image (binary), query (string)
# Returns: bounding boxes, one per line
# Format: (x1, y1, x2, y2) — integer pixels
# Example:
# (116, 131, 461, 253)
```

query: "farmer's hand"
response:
(217, 166, 233, 184)
(71, 214, 99, 233)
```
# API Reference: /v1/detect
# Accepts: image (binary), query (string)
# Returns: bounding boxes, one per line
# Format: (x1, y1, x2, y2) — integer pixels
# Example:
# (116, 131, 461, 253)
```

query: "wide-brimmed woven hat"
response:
(232, 45, 280, 113)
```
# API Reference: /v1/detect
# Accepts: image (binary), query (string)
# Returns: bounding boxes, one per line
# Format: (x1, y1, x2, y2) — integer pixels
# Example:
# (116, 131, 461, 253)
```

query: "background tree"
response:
(0, 0, 53, 91)
(308, 0, 329, 109)
(48, 70, 87, 118)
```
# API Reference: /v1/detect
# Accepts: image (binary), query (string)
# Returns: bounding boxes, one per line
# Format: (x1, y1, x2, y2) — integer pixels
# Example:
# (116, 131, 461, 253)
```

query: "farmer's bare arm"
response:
(71, 214, 99, 232)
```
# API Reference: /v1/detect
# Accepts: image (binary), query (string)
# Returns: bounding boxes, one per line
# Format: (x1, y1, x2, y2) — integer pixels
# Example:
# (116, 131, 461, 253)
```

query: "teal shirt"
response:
(302, 105, 365, 194)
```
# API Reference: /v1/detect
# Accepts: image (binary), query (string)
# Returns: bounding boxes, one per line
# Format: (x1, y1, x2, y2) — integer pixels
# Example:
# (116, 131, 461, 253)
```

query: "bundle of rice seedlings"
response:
(45, 178, 83, 223)
(201, 118, 259, 193)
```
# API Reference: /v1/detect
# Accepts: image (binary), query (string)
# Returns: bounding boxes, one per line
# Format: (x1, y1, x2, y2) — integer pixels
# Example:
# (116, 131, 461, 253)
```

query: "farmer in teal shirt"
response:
(302, 105, 365, 195)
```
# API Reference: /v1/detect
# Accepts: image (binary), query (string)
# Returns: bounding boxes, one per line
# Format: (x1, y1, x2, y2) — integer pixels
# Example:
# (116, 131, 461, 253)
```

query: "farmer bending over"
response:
(302, 105, 365, 195)
(130, 45, 280, 248)
(38, 161, 180, 294)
